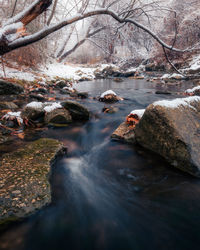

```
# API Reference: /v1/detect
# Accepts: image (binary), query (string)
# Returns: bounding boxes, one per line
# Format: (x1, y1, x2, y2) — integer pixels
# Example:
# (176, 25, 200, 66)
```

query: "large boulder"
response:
(135, 96, 200, 177)
(0, 80, 24, 95)
(61, 101, 90, 121)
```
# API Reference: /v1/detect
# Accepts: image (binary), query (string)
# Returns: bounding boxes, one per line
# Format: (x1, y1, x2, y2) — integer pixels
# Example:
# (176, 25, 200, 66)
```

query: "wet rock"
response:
(0, 138, 67, 227)
(55, 80, 70, 89)
(0, 80, 24, 95)
(0, 102, 18, 110)
(29, 94, 46, 101)
(135, 96, 200, 177)
(61, 101, 90, 121)
(44, 108, 72, 126)
(31, 88, 48, 94)
(111, 122, 136, 143)
(21, 102, 45, 121)
(99, 90, 123, 103)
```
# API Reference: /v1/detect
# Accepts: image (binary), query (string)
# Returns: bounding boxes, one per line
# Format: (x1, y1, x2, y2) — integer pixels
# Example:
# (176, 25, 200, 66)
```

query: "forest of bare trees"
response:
(0, 0, 199, 66)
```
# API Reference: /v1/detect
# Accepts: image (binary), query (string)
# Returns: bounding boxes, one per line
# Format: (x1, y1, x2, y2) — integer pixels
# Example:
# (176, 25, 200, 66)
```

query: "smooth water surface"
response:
(0, 78, 200, 250)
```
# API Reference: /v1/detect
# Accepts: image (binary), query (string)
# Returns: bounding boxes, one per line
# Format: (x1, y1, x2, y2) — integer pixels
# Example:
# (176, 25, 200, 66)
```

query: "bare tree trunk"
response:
(20, 0, 52, 26)
(47, 0, 58, 26)
(60, 27, 105, 61)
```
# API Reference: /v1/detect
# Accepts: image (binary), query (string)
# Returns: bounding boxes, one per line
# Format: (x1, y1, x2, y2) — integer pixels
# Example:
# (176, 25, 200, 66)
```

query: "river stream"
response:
(0, 78, 200, 250)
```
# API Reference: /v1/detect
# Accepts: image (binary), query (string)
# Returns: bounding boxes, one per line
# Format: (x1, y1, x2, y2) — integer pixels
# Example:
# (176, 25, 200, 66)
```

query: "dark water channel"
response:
(1, 78, 200, 250)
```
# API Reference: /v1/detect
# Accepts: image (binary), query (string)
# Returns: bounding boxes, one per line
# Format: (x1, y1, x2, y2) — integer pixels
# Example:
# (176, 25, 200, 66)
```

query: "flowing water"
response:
(0, 78, 200, 250)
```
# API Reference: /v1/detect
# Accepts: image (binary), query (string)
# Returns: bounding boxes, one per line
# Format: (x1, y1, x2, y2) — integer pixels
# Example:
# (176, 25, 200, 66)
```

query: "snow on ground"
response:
(0, 63, 97, 82)
(181, 54, 200, 74)
(188, 55, 200, 71)
(100, 90, 117, 98)
(0, 62, 140, 82)
(42, 63, 95, 81)
(129, 109, 145, 119)
(153, 96, 200, 109)
(0, 66, 37, 81)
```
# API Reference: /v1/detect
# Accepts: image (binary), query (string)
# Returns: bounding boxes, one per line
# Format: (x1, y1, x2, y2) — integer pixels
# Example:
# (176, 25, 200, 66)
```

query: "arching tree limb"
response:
(0, 6, 196, 56)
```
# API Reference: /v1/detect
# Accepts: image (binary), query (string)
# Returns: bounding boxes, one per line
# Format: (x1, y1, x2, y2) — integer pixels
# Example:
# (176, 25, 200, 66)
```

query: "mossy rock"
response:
(0, 138, 67, 228)
(61, 101, 90, 121)
(0, 80, 24, 95)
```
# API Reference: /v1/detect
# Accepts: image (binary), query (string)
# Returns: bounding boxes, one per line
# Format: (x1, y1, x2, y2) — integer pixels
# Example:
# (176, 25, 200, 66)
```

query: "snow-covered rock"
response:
(185, 86, 200, 96)
(99, 90, 123, 103)
(153, 96, 200, 110)
(100, 90, 117, 98)
(161, 73, 184, 80)
(135, 96, 200, 177)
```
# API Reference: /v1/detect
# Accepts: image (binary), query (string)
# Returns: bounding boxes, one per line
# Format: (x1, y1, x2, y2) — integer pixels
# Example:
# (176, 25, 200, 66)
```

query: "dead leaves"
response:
(126, 113, 140, 129)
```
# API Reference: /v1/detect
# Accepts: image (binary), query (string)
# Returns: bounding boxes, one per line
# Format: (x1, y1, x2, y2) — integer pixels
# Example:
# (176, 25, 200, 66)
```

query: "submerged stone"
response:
(0, 138, 66, 227)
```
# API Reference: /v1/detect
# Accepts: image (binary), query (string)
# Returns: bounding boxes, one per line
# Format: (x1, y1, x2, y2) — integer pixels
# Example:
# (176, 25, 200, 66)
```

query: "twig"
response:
(11, 0, 18, 18)
(1, 56, 6, 78)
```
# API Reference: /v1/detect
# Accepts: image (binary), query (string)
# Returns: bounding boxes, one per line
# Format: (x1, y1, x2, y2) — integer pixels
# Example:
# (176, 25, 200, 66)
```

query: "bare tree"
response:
(0, 0, 196, 58)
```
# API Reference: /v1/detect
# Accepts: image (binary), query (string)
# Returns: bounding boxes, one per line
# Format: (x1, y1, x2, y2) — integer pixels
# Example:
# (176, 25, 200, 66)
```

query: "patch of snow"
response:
(189, 55, 200, 70)
(130, 109, 145, 119)
(43, 102, 62, 113)
(26, 101, 43, 109)
(185, 86, 200, 93)
(42, 63, 95, 81)
(0, 67, 36, 81)
(99, 64, 117, 70)
(100, 90, 117, 98)
(3, 111, 23, 124)
(153, 96, 200, 109)
(161, 73, 184, 80)
(0, 22, 23, 42)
